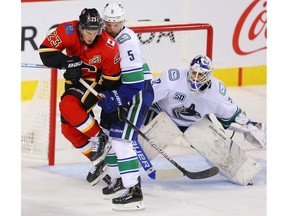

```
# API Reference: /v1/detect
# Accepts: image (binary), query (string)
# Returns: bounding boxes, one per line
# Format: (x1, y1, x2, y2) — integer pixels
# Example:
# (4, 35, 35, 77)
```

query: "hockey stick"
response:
(23, 63, 219, 179)
(21, 63, 47, 69)
(70, 76, 218, 179)
(21, 63, 104, 100)
(122, 116, 219, 180)
(77, 78, 185, 179)
(120, 114, 219, 180)
(132, 140, 184, 179)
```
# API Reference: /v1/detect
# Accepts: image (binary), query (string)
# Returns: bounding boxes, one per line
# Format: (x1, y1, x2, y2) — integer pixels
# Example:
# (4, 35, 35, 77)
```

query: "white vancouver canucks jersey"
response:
(151, 68, 239, 127)
(115, 26, 152, 80)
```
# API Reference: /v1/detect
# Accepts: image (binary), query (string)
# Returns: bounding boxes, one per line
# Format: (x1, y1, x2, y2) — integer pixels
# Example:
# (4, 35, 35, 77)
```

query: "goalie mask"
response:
(187, 55, 214, 92)
(102, 3, 125, 22)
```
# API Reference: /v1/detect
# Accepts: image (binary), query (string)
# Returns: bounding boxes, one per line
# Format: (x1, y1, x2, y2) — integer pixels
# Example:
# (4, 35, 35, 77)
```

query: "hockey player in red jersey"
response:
(39, 8, 121, 181)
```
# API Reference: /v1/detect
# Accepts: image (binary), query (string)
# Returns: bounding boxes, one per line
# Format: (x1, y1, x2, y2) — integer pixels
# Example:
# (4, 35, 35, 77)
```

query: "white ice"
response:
(21, 85, 268, 216)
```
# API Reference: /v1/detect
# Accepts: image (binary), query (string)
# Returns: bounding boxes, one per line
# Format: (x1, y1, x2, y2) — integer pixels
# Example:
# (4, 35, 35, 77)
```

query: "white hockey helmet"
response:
(187, 55, 214, 92)
(102, 3, 125, 22)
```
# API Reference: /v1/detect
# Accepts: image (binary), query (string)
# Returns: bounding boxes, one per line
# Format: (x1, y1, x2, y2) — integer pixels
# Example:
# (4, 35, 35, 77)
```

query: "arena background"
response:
(21, 0, 266, 101)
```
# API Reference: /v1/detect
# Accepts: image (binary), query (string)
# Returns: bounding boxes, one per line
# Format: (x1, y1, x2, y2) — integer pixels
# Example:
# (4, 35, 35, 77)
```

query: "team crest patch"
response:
(173, 92, 186, 102)
(114, 52, 121, 64)
(219, 82, 227, 96)
(168, 69, 180, 81)
(106, 38, 116, 48)
(117, 33, 131, 44)
(90, 55, 101, 64)
(64, 24, 74, 34)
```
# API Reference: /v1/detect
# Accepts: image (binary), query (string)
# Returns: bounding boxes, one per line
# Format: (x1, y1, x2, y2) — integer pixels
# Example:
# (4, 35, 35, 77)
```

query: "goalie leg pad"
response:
(137, 112, 183, 160)
(183, 117, 262, 185)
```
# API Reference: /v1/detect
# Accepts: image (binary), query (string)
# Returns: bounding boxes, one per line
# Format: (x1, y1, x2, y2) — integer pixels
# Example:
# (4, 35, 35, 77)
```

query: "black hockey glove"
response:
(63, 56, 82, 84)
(117, 107, 128, 122)
(106, 107, 129, 122)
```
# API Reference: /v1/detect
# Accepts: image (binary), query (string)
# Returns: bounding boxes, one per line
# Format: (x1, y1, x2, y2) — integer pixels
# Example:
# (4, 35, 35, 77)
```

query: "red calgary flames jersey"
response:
(40, 20, 121, 81)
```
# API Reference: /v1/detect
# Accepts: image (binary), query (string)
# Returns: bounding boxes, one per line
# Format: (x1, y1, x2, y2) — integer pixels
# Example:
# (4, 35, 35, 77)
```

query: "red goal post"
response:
(21, 23, 213, 165)
(131, 23, 213, 59)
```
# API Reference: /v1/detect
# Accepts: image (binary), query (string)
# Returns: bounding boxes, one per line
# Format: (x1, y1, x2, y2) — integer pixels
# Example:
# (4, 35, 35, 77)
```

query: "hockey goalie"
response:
(139, 55, 266, 185)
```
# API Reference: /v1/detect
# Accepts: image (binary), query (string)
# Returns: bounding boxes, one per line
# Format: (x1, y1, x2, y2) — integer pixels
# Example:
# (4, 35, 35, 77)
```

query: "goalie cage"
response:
(21, 23, 214, 165)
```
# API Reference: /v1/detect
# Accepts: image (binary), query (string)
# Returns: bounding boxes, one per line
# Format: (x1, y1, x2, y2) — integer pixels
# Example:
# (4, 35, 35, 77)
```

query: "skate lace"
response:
(89, 165, 96, 174)
(118, 188, 129, 198)
(108, 179, 118, 189)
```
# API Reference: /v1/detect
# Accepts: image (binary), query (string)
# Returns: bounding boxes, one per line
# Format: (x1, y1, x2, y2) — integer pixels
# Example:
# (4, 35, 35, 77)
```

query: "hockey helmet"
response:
(102, 3, 125, 22)
(79, 8, 103, 30)
(187, 55, 214, 92)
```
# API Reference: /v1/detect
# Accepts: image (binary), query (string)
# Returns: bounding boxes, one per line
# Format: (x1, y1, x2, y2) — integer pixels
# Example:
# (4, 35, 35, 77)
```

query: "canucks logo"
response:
(172, 103, 201, 122)
(168, 69, 180, 81)
(219, 82, 226, 96)
(117, 33, 131, 44)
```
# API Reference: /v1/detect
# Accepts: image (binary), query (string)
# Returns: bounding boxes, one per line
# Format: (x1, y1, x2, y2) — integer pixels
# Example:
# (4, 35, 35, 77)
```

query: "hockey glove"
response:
(98, 90, 127, 113)
(63, 56, 82, 84)
(107, 107, 129, 122)
(228, 111, 266, 148)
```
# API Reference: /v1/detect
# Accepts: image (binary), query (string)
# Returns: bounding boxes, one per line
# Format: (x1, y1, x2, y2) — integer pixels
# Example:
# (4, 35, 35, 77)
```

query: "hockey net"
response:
(21, 23, 213, 165)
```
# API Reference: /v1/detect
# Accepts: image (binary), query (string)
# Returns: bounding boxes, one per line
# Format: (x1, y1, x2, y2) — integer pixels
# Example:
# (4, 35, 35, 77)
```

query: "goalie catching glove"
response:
(63, 56, 83, 84)
(228, 111, 266, 148)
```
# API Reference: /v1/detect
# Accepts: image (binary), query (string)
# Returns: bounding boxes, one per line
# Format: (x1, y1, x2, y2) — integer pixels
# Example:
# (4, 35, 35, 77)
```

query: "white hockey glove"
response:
(228, 111, 266, 148)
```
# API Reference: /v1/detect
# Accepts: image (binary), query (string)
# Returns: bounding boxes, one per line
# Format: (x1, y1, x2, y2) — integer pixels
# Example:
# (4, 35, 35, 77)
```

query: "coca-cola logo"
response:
(233, 0, 267, 55)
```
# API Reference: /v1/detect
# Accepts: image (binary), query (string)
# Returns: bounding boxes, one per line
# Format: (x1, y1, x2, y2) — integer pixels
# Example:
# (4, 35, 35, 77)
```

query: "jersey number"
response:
(128, 50, 135, 61)
(47, 30, 62, 47)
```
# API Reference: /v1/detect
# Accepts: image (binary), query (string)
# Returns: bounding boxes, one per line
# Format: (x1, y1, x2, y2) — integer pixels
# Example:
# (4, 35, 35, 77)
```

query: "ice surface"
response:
(21, 85, 268, 216)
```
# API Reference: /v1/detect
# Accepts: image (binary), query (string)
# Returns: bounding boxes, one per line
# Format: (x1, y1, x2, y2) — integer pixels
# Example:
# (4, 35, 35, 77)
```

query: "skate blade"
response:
(112, 201, 145, 211)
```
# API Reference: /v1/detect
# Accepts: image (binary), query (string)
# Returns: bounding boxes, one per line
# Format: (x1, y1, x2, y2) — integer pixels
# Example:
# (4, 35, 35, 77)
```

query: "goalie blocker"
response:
(138, 112, 262, 185)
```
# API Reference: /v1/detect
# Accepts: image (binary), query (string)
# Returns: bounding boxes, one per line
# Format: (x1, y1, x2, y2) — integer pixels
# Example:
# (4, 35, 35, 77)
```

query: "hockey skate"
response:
(112, 180, 145, 211)
(86, 160, 107, 186)
(102, 177, 125, 200)
(89, 130, 110, 165)
(102, 174, 112, 185)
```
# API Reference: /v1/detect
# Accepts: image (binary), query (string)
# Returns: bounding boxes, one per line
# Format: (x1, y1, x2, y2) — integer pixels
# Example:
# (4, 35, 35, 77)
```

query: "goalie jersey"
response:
(151, 68, 240, 128)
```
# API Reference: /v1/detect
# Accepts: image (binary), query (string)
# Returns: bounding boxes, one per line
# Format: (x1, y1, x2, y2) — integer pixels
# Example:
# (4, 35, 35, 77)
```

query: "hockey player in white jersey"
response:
(147, 55, 266, 147)
(140, 55, 266, 185)
(92, 2, 154, 211)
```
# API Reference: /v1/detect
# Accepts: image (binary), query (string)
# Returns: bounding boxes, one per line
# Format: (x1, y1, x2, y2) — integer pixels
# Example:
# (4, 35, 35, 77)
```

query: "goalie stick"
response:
(120, 114, 219, 180)
(21, 63, 219, 179)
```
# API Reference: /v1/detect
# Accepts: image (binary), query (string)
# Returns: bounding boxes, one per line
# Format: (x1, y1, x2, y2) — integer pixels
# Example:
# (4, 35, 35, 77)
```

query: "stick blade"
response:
(185, 166, 219, 179)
